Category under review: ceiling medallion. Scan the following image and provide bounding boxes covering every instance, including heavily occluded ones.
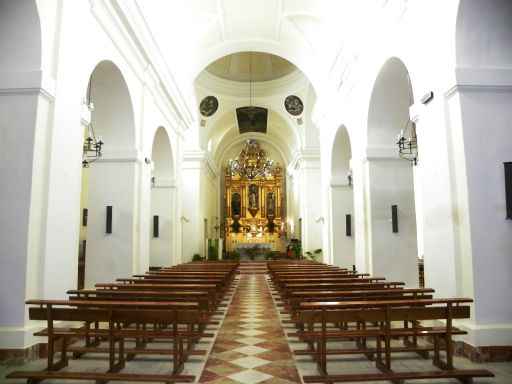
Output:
[199,95,219,117]
[284,95,304,116]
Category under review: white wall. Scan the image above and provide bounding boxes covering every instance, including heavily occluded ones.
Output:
[330,185,355,269]
[150,186,175,267]
[365,157,419,287]
[85,161,138,286]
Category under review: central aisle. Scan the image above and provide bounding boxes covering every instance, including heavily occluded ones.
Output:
[199,274,301,383]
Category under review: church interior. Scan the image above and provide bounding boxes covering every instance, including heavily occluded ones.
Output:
[1,0,511,382]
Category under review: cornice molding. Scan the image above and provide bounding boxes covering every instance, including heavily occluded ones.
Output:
[445,84,512,98]
[91,0,194,133]
[0,87,54,103]
[182,149,219,181]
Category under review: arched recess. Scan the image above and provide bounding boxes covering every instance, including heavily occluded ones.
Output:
[150,127,176,267]
[329,125,354,268]
[0,0,43,331]
[365,57,419,287]
[84,60,137,287]
[451,0,512,337]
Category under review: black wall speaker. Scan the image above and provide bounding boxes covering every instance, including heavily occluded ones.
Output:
[505,162,512,220]
[391,205,398,233]
[153,215,159,237]
[346,214,351,236]
[106,206,112,234]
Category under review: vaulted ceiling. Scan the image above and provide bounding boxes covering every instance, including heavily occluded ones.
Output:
[132,0,388,168]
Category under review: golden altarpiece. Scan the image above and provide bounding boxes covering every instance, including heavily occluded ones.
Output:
[223,139,287,254]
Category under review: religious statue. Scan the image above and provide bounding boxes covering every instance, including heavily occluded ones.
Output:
[248,184,258,209]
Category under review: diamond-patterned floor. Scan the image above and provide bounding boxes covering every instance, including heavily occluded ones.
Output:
[199,274,301,383]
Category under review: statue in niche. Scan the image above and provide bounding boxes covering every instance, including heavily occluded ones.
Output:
[231,193,241,218]
[248,184,258,209]
[267,192,275,217]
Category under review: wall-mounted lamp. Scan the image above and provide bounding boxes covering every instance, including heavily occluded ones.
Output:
[82,75,104,168]
[396,119,418,166]
[181,216,190,223]
[314,216,324,223]
[347,169,353,187]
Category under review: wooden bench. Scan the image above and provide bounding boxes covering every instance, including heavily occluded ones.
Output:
[291,298,494,383]
[6,299,207,383]
[95,283,223,306]
[281,281,406,303]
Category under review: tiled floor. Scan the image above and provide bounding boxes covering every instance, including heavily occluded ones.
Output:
[2,269,512,383]
[199,274,301,383]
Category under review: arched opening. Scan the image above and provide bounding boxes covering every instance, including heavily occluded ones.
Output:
[82,60,137,287]
[329,125,354,268]
[365,57,419,287]
[150,127,175,267]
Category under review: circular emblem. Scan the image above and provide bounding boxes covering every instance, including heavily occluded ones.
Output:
[284,95,303,116]
[199,96,219,117]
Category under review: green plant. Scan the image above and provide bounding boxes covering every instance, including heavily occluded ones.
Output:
[208,244,219,261]
[313,248,323,262]
[290,240,302,260]
[305,251,312,260]
[264,251,276,260]
[246,245,260,260]
[230,221,241,233]
[228,250,241,260]
[192,253,203,261]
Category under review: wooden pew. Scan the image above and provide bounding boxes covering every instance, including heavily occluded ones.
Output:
[116,278,230,297]
[95,283,223,306]
[291,298,494,383]
[6,299,206,383]
[281,281,406,304]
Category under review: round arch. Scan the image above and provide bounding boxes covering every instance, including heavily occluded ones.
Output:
[84,60,138,287]
[365,57,419,287]
[328,125,355,268]
[149,127,176,268]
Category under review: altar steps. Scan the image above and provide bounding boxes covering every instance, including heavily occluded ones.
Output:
[239,260,268,274]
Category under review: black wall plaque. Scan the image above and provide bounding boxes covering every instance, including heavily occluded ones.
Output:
[106,206,112,234]
[391,205,398,233]
[505,162,512,220]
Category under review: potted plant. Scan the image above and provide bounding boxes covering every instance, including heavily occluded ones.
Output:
[192,253,202,261]
[264,251,276,260]
[290,239,302,260]
[313,248,323,262]
[208,244,219,261]
[305,251,313,260]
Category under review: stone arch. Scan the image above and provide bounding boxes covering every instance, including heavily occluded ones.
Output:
[329,125,354,268]
[84,60,137,287]
[88,60,135,148]
[365,57,419,287]
[0,0,41,70]
[150,127,176,267]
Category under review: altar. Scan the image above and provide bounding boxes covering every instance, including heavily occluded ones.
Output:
[235,242,272,259]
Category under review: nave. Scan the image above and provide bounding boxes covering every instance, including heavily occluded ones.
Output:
[2,261,512,384]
